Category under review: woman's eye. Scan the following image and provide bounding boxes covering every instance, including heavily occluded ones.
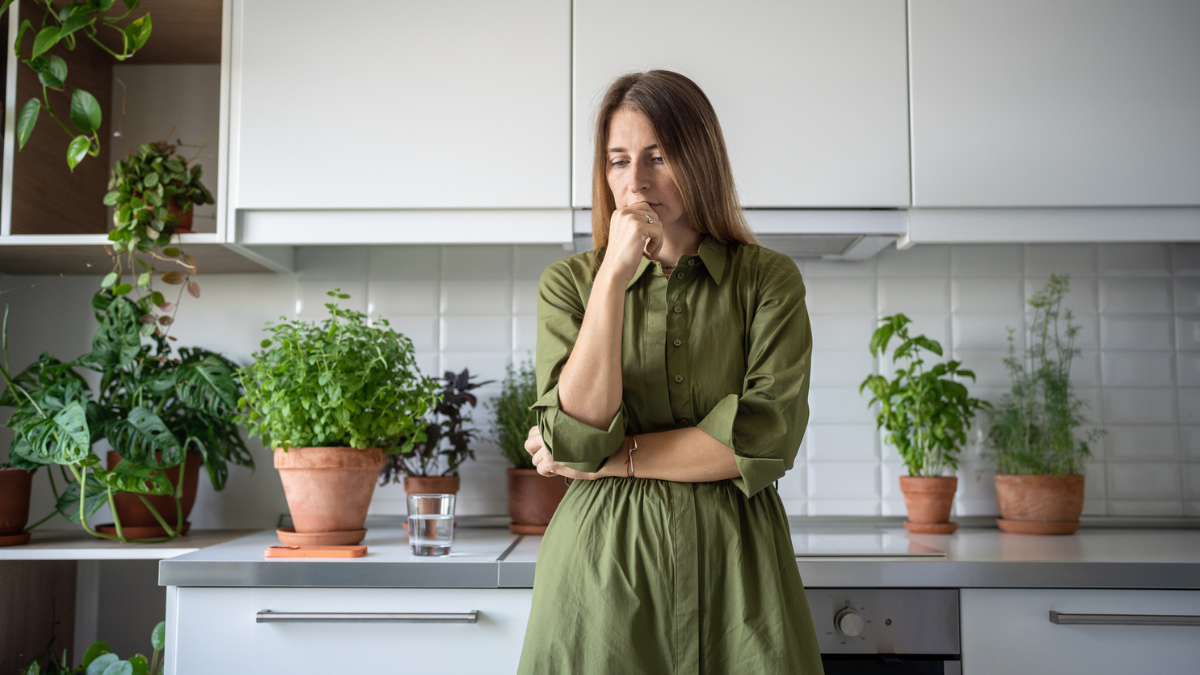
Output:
[611,159,629,168]
[652,156,664,163]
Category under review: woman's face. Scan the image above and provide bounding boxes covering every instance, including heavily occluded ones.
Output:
[605,107,688,229]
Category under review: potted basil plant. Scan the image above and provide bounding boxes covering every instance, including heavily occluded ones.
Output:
[486,357,567,534]
[861,314,990,534]
[238,290,442,546]
[987,275,1104,535]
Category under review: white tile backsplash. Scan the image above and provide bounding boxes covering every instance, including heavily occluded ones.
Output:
[1098,243,1172,277]
[5,241,1198,521]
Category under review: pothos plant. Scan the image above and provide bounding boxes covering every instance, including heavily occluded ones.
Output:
[21,620,166,675]
[380,368,493,482]
[860,314,991,477]
[238,290,443,457]
[0,294,253,543]
[105,140,214,251]
[7,0,153,171]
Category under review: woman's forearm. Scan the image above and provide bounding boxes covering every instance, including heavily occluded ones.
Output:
[557,267,626,430]
[596,427,740,483]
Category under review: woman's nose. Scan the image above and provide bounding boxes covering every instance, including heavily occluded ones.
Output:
[630,160,652,195]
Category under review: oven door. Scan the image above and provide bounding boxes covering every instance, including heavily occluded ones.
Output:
[821,656,961,674]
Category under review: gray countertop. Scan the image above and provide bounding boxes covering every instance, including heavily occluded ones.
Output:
[159,522,1200,590]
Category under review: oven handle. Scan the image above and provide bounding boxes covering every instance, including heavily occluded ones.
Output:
[257,610,478,624]
[1049,611,1200,627]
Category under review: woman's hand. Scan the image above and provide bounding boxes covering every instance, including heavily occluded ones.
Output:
[599,201,662,284]
[525,425,602,481]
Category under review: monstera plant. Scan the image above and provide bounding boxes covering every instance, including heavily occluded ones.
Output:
[0,291,252,543]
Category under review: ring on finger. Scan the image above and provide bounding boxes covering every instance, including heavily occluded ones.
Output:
[645,215,653,224]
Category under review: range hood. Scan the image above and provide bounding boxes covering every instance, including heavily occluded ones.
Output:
[573,209,905,260]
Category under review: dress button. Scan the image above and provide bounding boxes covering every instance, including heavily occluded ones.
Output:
[673,306,682,314]
[675,272,684,279]
[674,375,683,383]
[673,339,682,347]
[688,259,696,266]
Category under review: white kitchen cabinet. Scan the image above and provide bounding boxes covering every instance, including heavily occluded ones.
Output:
[572,0,911,209]
[909,0,1200,208]
[960,589,1200,675]
[228,0,570,213]
[166,586,533,674]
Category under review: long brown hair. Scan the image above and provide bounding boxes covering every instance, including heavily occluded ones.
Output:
[590,70,758,275]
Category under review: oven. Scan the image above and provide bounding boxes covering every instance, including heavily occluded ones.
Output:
[807,588,961,674]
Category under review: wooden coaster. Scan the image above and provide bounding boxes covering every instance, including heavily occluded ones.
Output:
[0,531,31,547]
[96,522,191,539]
[996,518,1080,535]
[904,521,959,534]
[508,523,548,535]
[277,527,368,546]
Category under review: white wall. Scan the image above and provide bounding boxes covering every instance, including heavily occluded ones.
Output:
[2,241,1198,526]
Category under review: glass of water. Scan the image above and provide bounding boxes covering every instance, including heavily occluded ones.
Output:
[407,493,455,556]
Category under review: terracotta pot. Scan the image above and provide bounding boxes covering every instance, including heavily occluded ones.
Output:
[403,475,460,496]
[507,469,568,534]
[994,474,1084,535]
[0,468,35,536]
[275,447,386,536]
[107,450,201,532]
[167,200,193,234]
[899,476,959,534]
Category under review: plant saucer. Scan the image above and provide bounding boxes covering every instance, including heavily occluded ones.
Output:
[0,531,31,547]
[96,522,191,539]
[903,521,959,534]
[277,527,367,546]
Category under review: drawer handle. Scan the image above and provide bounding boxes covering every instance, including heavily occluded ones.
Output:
[257,610,479,624]
[1049,611,1200,627]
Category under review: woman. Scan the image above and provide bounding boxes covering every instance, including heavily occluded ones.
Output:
[517,70,822,675]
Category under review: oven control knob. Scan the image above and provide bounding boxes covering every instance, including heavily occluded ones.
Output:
[835,608,864,637]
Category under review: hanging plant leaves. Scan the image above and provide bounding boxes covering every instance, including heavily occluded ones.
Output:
[94,459,173,495]
[124,14,152,51]
[17,99,40,150]
[67,135,90,172]
[161,270,185,285]
[186,281,200,298]
[69,88,102,134]
[30,26,62,60]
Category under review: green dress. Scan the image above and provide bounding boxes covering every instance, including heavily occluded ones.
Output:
[517,234,823,675]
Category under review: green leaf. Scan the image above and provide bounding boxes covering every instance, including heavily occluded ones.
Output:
[55,470,108,525]
[128,654,149,675]
[106,407,184,468]
[70,88,103,134]
[95,459,173,496]
[124,14,152,52]
[81,642,112,668]
[13,19,33,57]
[137,272,150,287]
[16,98,40,150]
[122,0,141,11]
[67,135,91,172]
[112,283,132,295]
[162,247,180,257]
[100,660,133,675]
[101,272,119,288]
[176,357,239,415]
[21,401,91,464]
[143,172,159,188]
[143,190,162,207]
[151,621,165,650]
[35,54,68,88]
[30,26,61,60]
[103,190,121,206]
[89,296,142,369]
[57,7,94,43]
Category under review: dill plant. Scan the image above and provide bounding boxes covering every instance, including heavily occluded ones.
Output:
[987,275,1102,475]
[487,357,538,470]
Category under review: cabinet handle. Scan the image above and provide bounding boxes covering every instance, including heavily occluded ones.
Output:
[256,610,478,624]
[1049,611,1200,627]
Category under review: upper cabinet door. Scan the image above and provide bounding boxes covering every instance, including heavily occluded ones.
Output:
[230,0,570,210]
[572,0,911,209]
[910,0,1200,208]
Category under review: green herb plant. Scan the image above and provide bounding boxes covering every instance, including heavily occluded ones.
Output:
[987,275,1103,475]
[0,294,252,543]
[380,368,492,481]
[21,620,166,675]
[238,290,442,456]
[860,314,990,477]
[6,0,153,171]
[487,357,538,470]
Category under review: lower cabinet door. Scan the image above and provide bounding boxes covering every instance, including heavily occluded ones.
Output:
[169,587,533,674]
[961,589,1200,675]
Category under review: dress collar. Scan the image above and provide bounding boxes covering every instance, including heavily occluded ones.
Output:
[624,233,728,290]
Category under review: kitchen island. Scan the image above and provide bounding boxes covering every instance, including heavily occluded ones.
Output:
[159,521,1200,674]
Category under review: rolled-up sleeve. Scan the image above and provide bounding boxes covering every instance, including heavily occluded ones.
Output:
[527,262,628,473]
[696,254,812,499]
